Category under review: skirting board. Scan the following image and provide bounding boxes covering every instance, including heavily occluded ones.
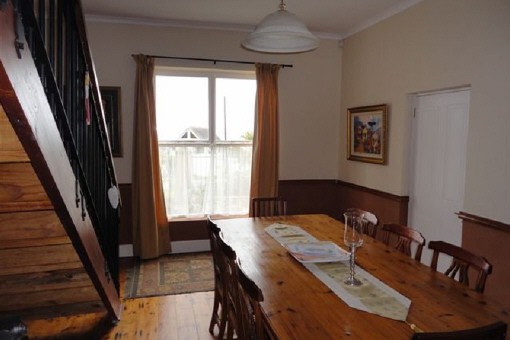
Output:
[119,240,211,258]
[119,244,134,258]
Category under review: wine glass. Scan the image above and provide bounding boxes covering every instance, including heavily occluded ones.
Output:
[343,210,365,286]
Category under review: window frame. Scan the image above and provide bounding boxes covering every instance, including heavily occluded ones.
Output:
[155,66,256,219]
[155,67,256,146]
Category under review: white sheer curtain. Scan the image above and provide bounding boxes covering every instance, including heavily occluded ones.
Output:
[159,144,252,217]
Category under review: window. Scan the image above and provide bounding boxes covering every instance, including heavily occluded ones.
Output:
[155,68,256,218]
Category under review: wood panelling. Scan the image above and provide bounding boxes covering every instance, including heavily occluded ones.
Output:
[458,211,510,233]
[460,212,510,309]
[0,105,28,163]
[279,179,408,228]
[118,183,132,244]
[121,180,410,245]
[335,179,409,229]
[279,179,341,218]
[170,219,209,241]
[0,210,67,241]
[0,163,52,212]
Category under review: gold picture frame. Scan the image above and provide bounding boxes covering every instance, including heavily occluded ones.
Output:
[347,104,388,164]
[100,86,122,157]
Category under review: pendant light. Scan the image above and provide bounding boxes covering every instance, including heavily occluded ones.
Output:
[242,0,319,53]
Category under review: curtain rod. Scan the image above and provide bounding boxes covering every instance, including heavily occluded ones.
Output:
[136,54,293,68]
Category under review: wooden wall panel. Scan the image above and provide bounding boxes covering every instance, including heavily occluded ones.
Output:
[279,180,341,219]
[335,180,409,228]
[0,105,28,163]
[460,212,510,309]
[119,183,132,244]
[121,180,410,245]
[0,163,52,212]
[141,180,409,243]
[170,219,208,241]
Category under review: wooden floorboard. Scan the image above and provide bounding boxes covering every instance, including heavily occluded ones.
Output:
[24,258,216,339]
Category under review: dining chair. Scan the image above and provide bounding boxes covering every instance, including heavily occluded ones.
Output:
[345,208,379,238]
[381,223,426,261]
[411,320,507,340]
[236,262,265,340]
[207,219,228,338]
[251,196,287,218]
[218,236,241,340]
[428,240,493,293]
[361,210,379,238]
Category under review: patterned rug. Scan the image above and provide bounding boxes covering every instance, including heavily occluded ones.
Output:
[124,252,214,299]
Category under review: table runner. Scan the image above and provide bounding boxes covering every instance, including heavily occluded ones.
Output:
[265,223,411,321]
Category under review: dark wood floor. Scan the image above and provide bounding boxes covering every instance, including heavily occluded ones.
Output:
[25,258,216,339]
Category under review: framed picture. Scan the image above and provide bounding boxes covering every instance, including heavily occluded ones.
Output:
[100,86,122,157]
[347,104,388,164]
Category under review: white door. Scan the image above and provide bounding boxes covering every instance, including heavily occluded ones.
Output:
[409,89,470,269]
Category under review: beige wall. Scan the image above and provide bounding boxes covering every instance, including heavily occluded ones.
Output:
[86,22,342,183]
[340,0,510,224]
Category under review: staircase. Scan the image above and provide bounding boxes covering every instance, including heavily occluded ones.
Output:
[0,0,121,320]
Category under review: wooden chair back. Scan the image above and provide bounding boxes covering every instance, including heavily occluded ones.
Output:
[412,320,507,339]
[428,240,492,293]
[208,219,222,285]
[381,224,426,261]
[236,263,265,340]
[218,236,241,339]
[207,219,228,338]
[252,197,287,218]
[362,211,379,237]
[346,208,379,238]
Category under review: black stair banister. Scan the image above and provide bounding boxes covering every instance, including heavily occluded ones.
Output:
[18,0,120,292]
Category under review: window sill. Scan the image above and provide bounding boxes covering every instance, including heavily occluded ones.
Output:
[168,214,249,223]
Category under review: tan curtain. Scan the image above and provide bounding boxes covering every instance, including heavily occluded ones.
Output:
[249,63,281,216]
[132,54,171,259]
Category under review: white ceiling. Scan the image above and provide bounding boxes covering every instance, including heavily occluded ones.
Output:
[81,0,422,40]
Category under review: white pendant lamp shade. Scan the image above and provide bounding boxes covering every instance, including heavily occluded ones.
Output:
[242,1,319,53]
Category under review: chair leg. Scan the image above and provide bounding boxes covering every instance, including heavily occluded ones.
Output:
[217,300,228,339]
[226,321,234,340]
[209,288,221,335]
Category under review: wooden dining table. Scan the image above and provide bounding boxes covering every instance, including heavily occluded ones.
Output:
[213,214,510,339]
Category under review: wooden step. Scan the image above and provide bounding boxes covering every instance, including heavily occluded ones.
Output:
[0,210,70,249]
[0,210,65,240]
[0,268,92,295]
[0,244,80,274]
[0,236,70,249]
[0,162,52,213]
[0,261,84,276]
[0,285,100,312]
[0,104,29,163]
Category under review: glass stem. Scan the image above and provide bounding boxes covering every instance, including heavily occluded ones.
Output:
[350,245,357,281]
